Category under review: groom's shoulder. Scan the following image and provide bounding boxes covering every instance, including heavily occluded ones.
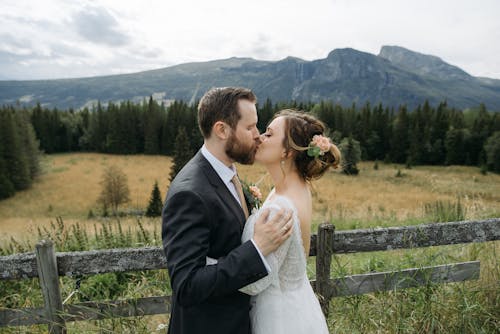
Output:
[169,153,210,191]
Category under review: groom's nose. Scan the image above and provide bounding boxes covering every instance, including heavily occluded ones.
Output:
[252,127,260,139]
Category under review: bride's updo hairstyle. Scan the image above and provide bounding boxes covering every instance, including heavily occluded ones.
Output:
[275,109,341,181]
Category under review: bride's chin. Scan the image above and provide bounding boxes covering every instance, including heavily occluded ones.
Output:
[254,153,266,165]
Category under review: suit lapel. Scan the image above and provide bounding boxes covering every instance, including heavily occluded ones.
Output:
[195,152,246,230]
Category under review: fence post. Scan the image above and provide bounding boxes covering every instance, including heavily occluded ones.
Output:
[36,239,66,334]
[316,223,335,317]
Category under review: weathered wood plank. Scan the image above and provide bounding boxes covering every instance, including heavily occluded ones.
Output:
[310,261,480,295]
[1,219,497,280]
[0,296,171,326]
[56,247,167,276]
[0,308,48,326]
[316,224,335,315]
[0,252,37,280]
[333,219,500,253]
[0,247,167,280]
[35,240,66,334]
[63,295,171,321]
[329,261,480,297]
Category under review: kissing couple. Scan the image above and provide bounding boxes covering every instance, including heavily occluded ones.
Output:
[162,87,340,334]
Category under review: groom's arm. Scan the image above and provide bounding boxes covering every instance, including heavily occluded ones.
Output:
[162,190,268,307]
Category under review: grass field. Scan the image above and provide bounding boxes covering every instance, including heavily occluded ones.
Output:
[0,153,499,333]
[1,152,499,244]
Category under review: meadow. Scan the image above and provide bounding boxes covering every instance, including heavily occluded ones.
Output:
[0,153,499,333]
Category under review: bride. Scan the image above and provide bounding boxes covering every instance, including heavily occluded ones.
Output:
[240,109,341,334]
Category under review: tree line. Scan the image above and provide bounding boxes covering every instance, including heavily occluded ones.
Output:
[30,97,203,156]
[1,98,499,200]
[0,107,41,199]
[312,100,500,168]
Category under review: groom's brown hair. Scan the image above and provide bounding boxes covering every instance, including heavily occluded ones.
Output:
[198,87,257,138]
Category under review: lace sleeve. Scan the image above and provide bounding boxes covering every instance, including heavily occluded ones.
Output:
[239,198,297,295]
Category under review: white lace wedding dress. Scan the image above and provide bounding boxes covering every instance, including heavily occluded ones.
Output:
[240,195,329,334]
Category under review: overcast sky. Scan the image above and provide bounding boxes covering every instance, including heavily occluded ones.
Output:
[1,0,499,80]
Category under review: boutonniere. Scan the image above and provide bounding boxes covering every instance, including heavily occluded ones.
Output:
[241,180,263,212]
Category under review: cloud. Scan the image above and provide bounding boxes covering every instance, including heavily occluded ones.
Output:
[72,5,130,46]
[0,33,35,57]
[249,35,275,60]
[2,0,500,80]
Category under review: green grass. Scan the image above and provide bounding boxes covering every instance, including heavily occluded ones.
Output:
[1,216,498,333]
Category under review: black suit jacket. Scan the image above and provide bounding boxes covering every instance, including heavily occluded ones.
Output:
[162,151,268,334]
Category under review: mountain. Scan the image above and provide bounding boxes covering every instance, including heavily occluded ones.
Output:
[1,46,499,111]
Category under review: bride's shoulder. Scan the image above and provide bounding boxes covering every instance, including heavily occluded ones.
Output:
[263,195,298,216]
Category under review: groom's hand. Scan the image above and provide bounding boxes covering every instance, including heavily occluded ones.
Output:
[252,208,293,256]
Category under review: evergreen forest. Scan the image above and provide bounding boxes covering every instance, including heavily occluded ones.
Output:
[1,97,500,200]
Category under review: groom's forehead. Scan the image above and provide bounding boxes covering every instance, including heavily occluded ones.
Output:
[236,105,257,123]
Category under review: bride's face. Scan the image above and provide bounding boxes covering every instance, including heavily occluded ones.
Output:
[255,116,287,165]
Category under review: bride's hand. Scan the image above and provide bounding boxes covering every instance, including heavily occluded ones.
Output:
[252,207,293,256]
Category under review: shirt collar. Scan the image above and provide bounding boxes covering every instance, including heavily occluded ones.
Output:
[201,145,236,185]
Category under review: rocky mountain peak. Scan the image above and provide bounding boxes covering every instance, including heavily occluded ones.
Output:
[379,45,471,80]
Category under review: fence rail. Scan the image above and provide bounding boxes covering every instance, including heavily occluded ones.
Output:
[1,218,499,332]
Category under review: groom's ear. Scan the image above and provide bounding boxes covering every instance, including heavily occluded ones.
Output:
[213,121,230,140]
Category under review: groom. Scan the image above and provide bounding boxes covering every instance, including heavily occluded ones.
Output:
[162,87,293,334]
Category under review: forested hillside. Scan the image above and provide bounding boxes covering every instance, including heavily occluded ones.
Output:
[1,97,499,200]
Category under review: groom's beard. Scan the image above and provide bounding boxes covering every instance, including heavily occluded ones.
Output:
[225,132,258,165]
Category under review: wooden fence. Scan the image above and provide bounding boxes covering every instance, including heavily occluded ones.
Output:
[1,218,499,333]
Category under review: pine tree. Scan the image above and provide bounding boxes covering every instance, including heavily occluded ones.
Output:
[146,181,163,217]
[390,106,410,163]
[0,135,15,199]
[407,105,423,165]
[190,127,203,153]
[105,102,123,154]
[339,135,361,175]
[445,128,469,165]
[467,103,492,166]
[144,96,162,154]
[88,101,108,152]
[0,108,31,190]
[120,101,140,154]
[162,101,188,155]
[16,109,41,179]
[257,98,275,133]
[31,103,48,152]
[429,102,450,165]
[355,102,371,157]
[484,131,500,173]
[169,127,194,181]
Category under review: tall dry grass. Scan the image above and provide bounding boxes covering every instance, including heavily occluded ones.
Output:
[238,160,500,227]
[0,153,171,244]
[1,153,499,245]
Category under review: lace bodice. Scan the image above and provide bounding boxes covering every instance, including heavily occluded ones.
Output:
[239,195,307,295]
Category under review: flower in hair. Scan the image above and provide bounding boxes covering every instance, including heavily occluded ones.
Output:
[307,135,331,158]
